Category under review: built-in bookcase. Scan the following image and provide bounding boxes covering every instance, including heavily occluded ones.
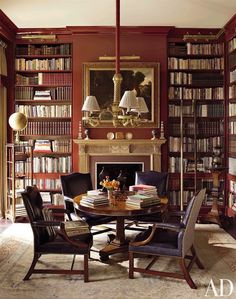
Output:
[14,41,72,193]
[227,33,236,214]
[167,39,225,209]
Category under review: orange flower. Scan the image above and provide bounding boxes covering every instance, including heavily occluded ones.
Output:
[100,176,120,190]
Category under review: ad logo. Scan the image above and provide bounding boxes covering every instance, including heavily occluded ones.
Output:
[205,279,234,297]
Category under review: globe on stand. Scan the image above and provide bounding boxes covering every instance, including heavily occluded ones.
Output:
[8,112,28,144]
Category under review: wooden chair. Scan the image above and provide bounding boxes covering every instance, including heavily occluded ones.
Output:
[60,172,115,235]
[21,186,93,282]
[128,188,206,289]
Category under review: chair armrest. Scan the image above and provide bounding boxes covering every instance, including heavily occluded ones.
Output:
[169,211,185,217]
[64,196,74,202]
[32,220,61,227]
[48,207,72,221]
[129,224,157,246]
[129,222,185,247]
[153,222,184,230]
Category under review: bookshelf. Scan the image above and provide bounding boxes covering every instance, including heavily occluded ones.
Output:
[227,31,236,215]
[5,143,33,221]
[167,39,226,211]
[14,41,72,193]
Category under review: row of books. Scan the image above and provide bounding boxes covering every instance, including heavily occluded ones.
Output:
[16,104,72,118]
[230,69,236,83]
[229,103,236,116]
[33,90,52,100]
[22,121,71,135]
[33,178,61,190]
[15,160,32,174]
[229,85,236,99]
[168,57,224,70]
[33,139,72,153]
[186,43,223,55]
[169,136,222,153]
[229,37,236,53]
[229,121,236,134]
[15,58,72,71]
[16,44,71,56]
[168,87,224,100]
[168,103,224,117]
[169,72,223,86]
[16,73,72,86]
[33,156,72,173]
[169,121,224,136]
[15,86,72,101]
[169,157,213,173]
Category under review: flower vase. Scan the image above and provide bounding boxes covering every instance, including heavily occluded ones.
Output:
[107,189,116,206]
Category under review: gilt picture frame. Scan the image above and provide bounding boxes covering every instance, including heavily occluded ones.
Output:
[83,61,160,128]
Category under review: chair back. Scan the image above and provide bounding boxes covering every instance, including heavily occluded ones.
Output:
[135,171,168,197]
[60,172,93,198]
[21,186,50,247]
[182,188,206,256]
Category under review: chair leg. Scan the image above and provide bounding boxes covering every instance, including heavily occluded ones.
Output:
[179,258,197,289]
[129,252,134,279]
[84,254,89,283]
[191,246,204,269]
[23,252,40,281]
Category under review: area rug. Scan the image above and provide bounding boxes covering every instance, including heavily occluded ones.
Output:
[0,223,236,299]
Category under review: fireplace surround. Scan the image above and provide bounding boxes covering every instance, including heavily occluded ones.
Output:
[73,138,166,188]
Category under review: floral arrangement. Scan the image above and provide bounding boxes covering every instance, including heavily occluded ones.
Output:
[100,176,120,190]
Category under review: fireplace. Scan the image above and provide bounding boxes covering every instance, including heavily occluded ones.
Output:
[95,162,144,189]
[73,138,166,188]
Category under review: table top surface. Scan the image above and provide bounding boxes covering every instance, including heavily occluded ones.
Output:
[73,194,166,217]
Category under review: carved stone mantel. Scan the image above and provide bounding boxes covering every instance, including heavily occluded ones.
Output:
[73,138,166,173]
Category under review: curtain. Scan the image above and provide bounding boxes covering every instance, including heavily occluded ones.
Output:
[0,44,7,218]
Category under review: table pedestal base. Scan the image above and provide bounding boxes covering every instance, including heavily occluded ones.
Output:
[99,216,129,261]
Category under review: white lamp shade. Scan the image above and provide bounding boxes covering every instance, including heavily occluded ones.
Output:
[131,97,149,114]
[119,91,139,112]
[82,96,100,112]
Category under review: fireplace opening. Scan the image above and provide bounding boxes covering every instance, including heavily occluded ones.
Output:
[95,162,144,189]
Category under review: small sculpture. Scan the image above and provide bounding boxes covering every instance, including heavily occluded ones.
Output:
[151,129,157,140]
[84,129,90,140]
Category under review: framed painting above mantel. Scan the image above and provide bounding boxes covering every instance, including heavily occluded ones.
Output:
[83,61,160,128]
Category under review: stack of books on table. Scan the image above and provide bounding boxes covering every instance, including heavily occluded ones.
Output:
[129,184,158,197]
[80,194,109,207]
[126,193,160,208]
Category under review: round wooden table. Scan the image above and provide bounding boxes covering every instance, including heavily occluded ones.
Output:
[74,196,166,260]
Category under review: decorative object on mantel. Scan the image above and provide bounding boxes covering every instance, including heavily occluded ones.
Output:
[160,121,165,139]
[84,129,90,140]
[81,0,150,128]
[125,132,133,140]
[151,129,157,140]
[78,121,83,139]
[115,132,124,139]
[107,132,115,140]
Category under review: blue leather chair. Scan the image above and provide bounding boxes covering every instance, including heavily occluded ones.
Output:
[128,189,206,289]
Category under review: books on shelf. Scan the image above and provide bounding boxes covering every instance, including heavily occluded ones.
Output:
[34,140,52,152]
[33,90,52,100]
